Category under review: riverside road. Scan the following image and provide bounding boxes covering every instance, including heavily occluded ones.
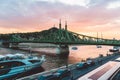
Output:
[18,53,120,80]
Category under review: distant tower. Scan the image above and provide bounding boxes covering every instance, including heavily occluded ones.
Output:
[65,21,67,30]
[59,19,62,29]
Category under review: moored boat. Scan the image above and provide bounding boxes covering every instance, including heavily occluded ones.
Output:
[109,48,119,52]
[72,47,78,50]
[96,45,102,48]
[0,53,45,80]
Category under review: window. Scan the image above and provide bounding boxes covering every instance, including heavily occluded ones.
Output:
[110,69,120,80]
[29,60,40,63]
[0,61,25,69]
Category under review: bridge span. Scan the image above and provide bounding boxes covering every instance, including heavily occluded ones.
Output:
[0,21,119,50]
[0,21,119,57]
[0,28,120,46]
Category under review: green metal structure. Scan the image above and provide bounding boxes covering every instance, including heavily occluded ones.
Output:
[0,28,120,46]
[0,20,120,46]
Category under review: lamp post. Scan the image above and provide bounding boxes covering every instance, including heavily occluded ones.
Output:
[29,46,32,56]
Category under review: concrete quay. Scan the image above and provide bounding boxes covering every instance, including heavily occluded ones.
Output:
[17,53,120,80]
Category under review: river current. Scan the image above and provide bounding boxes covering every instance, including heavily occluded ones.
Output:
[0,45,113,70]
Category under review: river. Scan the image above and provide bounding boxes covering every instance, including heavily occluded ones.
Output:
[0,45,113,70]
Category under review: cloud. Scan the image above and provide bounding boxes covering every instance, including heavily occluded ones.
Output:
[0,0,120,39]
[106,0,120,9]
[33,0,90,7]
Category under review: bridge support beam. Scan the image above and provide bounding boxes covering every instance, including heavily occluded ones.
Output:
[9,43,19,49]
[57,45,69,57]
[2,42,19,49]
[2,42,10,48]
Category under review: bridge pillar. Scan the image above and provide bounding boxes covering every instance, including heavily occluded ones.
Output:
[2,42,10,48]
[9,43,19,49]
[2,42,19,48]
[58,45,69,57]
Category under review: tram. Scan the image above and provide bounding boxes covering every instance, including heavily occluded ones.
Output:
[78,57,120,80]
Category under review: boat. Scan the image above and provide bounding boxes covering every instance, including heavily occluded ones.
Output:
[0,53,45,80]
[0,55,5,61]
[109,48,119,52]
[96,45,102,48]
[72,47,78,50]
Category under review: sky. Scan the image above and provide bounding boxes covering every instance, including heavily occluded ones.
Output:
[0,0,120,39]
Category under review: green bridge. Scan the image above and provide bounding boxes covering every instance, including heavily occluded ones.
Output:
[0,21,120,46]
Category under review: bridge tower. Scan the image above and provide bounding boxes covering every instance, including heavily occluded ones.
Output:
[58,20,69,57]
[59,19,62,29]
[65,21,67,31]
[58,45,69,58]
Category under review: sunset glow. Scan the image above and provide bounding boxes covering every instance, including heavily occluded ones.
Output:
[0,0,120,39]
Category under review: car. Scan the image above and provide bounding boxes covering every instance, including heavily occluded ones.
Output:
[38,69,72,80]
[54,68,72,79]
[86,59,95,66]
[76,62,88,69]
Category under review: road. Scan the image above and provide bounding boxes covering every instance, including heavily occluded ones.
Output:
[17,53,120,80]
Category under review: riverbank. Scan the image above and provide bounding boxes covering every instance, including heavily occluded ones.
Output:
[17,52,120,80]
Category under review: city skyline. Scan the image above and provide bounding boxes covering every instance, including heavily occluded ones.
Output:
[0,0,120,39]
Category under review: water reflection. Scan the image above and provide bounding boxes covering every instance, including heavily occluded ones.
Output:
[42,56,68,70]
[68,45,113,64]
[0,45,113,70]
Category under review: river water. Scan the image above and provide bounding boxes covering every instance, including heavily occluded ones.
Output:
[0,45,113,70]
